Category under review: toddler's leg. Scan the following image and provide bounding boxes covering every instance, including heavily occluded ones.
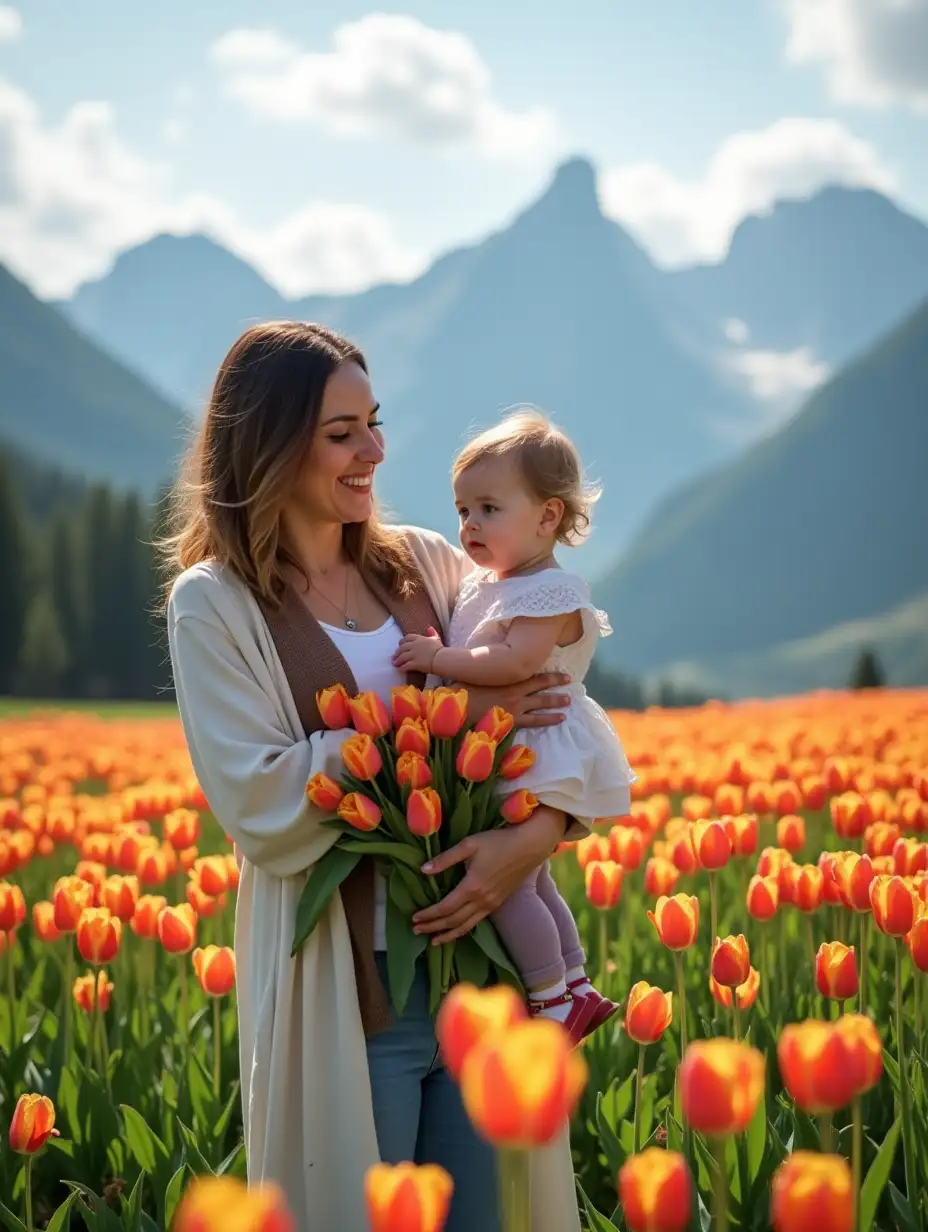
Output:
[491,870,575,1024]
[535,860,586,974]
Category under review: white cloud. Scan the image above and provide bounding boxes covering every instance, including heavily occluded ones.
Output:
[723,317,750,345]
[783,0,928,110]
[209,14,557,158]
[0,76,420,298]
[599,117,895,266]
[0,7,21,41]
[725,345,831,405]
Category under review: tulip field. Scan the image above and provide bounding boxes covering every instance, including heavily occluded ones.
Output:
[1,689,928,1230]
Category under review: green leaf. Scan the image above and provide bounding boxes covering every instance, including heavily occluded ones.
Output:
[575,1180,620,1231]
[385,881,428,1015]
[291,847,362,954]
[163,1165,188,1229]
[177,1117,214,1176]
[594,1090,626,1177]
[217,1141,246,1178]
[187,1050,216,1138]
[339,839,424,870]
[427,943,444,1016]
[860,1114,901,1232]
[746,1088,766,1180]
[888,1182,920,1232]
[119,1106,168,1177]
[472,919,523,992]
[120,1169,145,1232]
[392,862,430,909]
[45,1190,79,1232]
[453,933,490,988]
[0,1201,26,1232]
[447,790,473,847]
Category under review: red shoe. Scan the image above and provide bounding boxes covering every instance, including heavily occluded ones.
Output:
[528,989,597,1047]
[568,980,621,1039]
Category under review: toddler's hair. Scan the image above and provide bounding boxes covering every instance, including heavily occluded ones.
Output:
[452,408,601,545]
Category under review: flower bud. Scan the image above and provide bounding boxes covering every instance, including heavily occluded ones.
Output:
[648,894,700,951]
[624,981,673,1044]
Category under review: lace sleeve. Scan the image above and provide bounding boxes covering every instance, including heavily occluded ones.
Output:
[484,572,612,637]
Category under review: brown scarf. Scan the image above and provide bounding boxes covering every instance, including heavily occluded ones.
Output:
[258,555,443,1037]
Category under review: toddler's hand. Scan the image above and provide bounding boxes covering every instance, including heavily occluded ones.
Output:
[393,631,443,674]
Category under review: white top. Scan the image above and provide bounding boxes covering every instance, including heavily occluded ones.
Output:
[319,616,402,951]
[448,568,636,824]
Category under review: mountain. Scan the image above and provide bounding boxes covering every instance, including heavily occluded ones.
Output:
[0,263,188,491]
[593,300,928,690]
[669,187,928,367]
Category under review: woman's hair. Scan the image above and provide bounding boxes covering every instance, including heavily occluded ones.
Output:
[451,408,601,545]
[159,320,415,607]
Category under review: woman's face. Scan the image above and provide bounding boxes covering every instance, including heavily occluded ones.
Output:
[289,360,385,526]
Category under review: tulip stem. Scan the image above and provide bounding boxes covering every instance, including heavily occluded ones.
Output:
[24,1155,34,1232]
[819,1114,834,1152]
[497,1148,531,1232]
[805,915,818,1010]
[732,1003,742,1042]
[423,835,441,900]
[62,944,73,1068]
[712,1136,729,1232]
[674,951,688,1056]
[708,873,718,948]
[895,940,917,1203]
[179,959,190,1039]
[599,912,609,985]
[92,978,103,1074]
[633,1044,646,1154]
[6,938,15,1052]
[859,914,869,1017]
[852,1095,862,1232]
[915,971,922,1047]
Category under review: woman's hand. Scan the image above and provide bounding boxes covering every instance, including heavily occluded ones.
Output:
[411,806,568,945]
[457,673,571,730]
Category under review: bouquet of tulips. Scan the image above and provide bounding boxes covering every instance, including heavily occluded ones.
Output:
[292,683,540,1015]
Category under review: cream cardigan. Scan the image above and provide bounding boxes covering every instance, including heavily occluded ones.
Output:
[167,526,583,1232]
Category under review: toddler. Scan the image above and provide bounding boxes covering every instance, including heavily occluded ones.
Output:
[393,409,635,1044]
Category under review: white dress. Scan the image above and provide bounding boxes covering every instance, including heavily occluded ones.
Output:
[448,568,636,824]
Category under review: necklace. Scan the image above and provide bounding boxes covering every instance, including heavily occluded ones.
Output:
[310,566,357,630]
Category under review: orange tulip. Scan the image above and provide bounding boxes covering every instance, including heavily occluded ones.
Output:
[575,833,611,869]
[815,942,858,1001]
[690,820,731,870]
[802,775,828,811]
[101,874,140,922]
[342,733,383,781]
[833,852,874,912]
[585,860,623,909]
[908,913,928,972]
[500,790,538,825]
[187,879,226,918]
[644,856,680,897]
[833,1013,883,1095]
[396,752,432,790]
[32,900,61,943]
[669,829,698,875]
[771,1152,853,1232]
[74,860,107,899]
[391,685,426,726]
[865,821,901,859]
[0,881,25,932]
[624,981,673,1044]
[790,865,825,912]
[893,836,928,877]
[348,691,391,739]
[778,1021,857,1113]
[131,894,168,940]
[456,731,496,783]
[610,826,645,870]
[475,706,515,743]
[459,1018,587,1149]
[746,874,779,921]
[316,683,352,729]
[193,945,236,996]
[76,907,122,965]
[158,903,197,954]
[499,745,535,780]
[682,794,713,822]
[618,1148,692,1232]
[776,814,805,853]
[729,814,759,857]
[192,856,230,898]
[710,965,760,1010]
[648,895,700,951]
[306,772,345,812]
[757,846,793,879]
[436,982,527,1080]
[164,807,199,850]
[365,1161,453,1232]
[425,688,468,739]
[136,846,171,887]
[73,969,113,1014]
[679,1039,765,1135]
[396,719,431,759]
[8,1093,59,1154]
[817,852,843,905]
[408,788,442,838]
[173,1176,295,1232]
[53,875,94,933]
[870,874,916,936]
[337,792,382,832]
[714,784,744,817]
[831,792,871,840]
[772,781,802,816]
[711,935,751,988]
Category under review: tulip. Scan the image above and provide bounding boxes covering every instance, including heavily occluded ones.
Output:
[194,945,236,1094]
[316,682,352,729]
[73,969,114,1015]
[173,1176,296,1232]
[791,864,825,912]
[710,967,760,1014]
[865,821,901,859]
[158,902,197,954]
[584,861,623,910]
[396,752,432,790]
[778,1021,857,1117]
[714,784,744,818]
[436,982,527,1080]
[425,688,468,739]
[729,813,758,857]
[574,833,611,869]
[391,684,426,725]
[407,788,442,840]
[834,1012,883,1096]
[337,792,382,832]
[101,874,140,922]
[757,846,793,879]
[76,907,122,965]
[456,730,497,783]
[342,733,383,781]
[625,981,673,1153]
[680,1038,765,1134]
[306,772,345,812]
[668,830,698,875]
[815,942,858,1002]
[9,1093,58,1154]
[644,856,680,897]
[682,794,713,822]
[610,826,645,870]
[618,1149,692,1232]
[908,913,928,972]
[818,851,843,905]
[834,853,874,911]
[894,836,928,877]
[348,691,391,739]
[711,935,751,990]
[648,895,700,951]
[136,846,171,887]
[500,790,538,825]
[475,706,515,743]
[746,874,779,921]
[365,1162,453,1232]
[164,807,199,850]
[499,745,535,780]
[31,900,61,943]
[771,1152,853,1232]
[74,860,107,900]
[831,793,871,840]
[0,881,26,932]
[131,894,168,940]
[192,855,230,898]
[776,814,805,853]
[690,820,731,870]
[870,874,915,936]
[396,718,431,758]
[187,878,226,918]
[53,875,93,933]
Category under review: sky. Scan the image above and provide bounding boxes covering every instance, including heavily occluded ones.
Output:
[1,0,926,300]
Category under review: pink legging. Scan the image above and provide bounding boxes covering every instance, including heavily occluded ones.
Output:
[491,859,586,989]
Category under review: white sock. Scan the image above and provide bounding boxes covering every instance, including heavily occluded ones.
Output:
[529,978,572,1023]
[566,965,593,996]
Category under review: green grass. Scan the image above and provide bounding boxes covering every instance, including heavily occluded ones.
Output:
[0,697,178,719]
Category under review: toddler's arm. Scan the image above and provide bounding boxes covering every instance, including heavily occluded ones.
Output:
[392,614,572,685]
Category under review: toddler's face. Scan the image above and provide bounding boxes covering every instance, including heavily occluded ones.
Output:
[453,457,555,575]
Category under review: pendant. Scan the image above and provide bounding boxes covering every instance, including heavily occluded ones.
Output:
[345,618,357,630]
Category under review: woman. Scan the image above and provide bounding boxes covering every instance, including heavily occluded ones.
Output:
[164,322,586,1231]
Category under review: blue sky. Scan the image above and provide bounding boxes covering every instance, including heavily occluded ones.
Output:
[1,0,926,298]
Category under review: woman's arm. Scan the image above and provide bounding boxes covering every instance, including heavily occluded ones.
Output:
[169,612,349,879]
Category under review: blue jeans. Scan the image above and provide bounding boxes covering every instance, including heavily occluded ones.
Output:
[367,955,500,1232]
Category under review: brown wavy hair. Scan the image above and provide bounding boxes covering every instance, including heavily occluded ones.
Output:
[160,321,415,607]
